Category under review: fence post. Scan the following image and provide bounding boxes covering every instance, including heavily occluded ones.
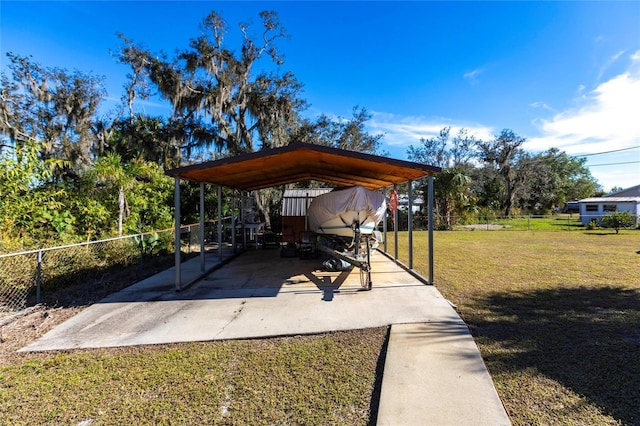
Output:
[174,177,182,291]
[36,250,43,304]
[528,215,531,231]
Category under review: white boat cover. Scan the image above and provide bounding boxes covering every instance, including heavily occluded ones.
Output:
[307,186,387,236]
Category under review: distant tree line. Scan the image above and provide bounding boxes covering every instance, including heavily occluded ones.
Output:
[0,9,602,249]
[407,127,601,229]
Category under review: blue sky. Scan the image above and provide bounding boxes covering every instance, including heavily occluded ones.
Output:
[2,1,639,192]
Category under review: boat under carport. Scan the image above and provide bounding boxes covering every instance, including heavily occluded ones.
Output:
[164,142,441,291]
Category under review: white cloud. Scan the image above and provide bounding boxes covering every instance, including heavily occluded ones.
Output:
[463,67,486,84]
[526,50,640,155]
[596,49,625,81]
[368,111,494,148]
[530,101,555,112]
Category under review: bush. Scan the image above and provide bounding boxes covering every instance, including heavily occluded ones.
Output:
[600,211,637,234]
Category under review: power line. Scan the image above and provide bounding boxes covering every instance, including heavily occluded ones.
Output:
[516,145,640,166]
[574,145,640,157]
[517,151,639,167]
[587,160,640,167]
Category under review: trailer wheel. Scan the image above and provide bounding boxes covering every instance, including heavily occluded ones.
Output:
[360,264,372,290]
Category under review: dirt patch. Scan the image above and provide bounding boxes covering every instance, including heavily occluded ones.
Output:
[0,305,84,366]
[0,255,179,366]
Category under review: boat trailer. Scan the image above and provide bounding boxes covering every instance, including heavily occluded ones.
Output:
[314,225,375,291]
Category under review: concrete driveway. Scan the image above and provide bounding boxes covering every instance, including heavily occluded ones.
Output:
[20,248,511,425]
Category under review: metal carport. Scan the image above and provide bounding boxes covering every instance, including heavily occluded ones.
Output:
[165,142,440,290]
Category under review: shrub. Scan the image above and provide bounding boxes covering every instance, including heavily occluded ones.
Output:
[600,211,637,234]
[586,219,599,231]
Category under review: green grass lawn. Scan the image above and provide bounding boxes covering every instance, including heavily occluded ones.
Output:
[1,229,638,425]
[0,328,388,425]
[389,229,640,425]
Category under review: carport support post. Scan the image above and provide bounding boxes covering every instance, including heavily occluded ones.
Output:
[383,188,388,249]
[305,192,310,231]
[200,182,205,273]
[408,180,414,269]
[231,192,236,253]
[174,177,181,291]
[428,175,434,284]
[241,192,247,249]
[393,185,398,261]
[217,185,223,261]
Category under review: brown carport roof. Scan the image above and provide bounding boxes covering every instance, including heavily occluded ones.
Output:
[165,143,440,191]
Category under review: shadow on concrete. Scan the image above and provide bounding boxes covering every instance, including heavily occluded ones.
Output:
[468,286,640,425]
[31,244,238,309]
[33,253,185,308]
[304,270,351,302]
[82,248,373,304]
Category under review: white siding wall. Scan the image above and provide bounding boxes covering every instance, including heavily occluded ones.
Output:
[580,202,640,225]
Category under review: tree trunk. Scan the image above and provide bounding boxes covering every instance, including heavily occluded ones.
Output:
[263,206,272,230]
[444,199,452,230]
[504,177,515,217]
[252,191,272,230]
[253,189,280,230]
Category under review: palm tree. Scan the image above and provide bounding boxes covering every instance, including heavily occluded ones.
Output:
[91,153,153,236]
[434,168,473,230]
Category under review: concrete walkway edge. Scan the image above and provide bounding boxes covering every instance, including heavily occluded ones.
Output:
[377,322,511,425]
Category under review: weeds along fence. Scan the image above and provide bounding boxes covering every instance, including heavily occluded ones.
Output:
[0,223,220,316]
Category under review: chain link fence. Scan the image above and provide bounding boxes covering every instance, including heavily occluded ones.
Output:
[0,220,245,317]
[0,250,37,314]
[386,212,598,232]
[0,225,216,317]
[445,213,637,231]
